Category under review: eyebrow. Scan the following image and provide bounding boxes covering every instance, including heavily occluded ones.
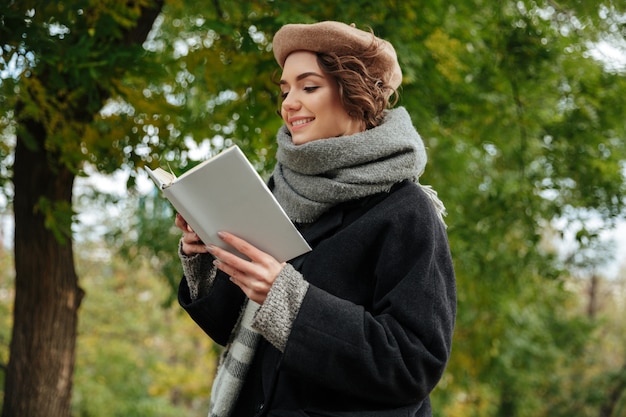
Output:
[279,71,325,85]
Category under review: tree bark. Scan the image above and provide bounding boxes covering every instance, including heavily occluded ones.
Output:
[3,120,82,417]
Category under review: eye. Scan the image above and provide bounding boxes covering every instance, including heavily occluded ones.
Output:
[304,86,320,93]
[280,91,289,100]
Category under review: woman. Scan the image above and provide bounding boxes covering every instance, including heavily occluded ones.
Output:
[176,21,456,417]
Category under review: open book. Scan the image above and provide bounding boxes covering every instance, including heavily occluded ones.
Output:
[145,145,311,262]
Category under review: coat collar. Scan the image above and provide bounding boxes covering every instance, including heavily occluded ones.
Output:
[294,185,397,255]
[300,208,345,246]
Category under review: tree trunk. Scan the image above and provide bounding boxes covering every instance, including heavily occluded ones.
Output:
[587,273,599,319]
[2,121,83,417]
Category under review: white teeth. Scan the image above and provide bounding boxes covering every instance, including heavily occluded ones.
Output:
[292,119,312,126]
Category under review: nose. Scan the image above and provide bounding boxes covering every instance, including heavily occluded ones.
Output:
[281,92,301,112]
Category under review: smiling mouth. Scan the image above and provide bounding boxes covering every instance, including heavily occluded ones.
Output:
[291,118,314,127]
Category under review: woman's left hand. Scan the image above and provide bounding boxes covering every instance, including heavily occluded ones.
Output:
[207,231,286,304]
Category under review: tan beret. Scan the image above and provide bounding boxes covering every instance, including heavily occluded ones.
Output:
[272,21,402,89]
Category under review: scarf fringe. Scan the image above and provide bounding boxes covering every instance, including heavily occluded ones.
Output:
[419,183,448,228]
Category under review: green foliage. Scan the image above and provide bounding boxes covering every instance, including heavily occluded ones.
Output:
[72,243,218,416]
[1,0,162,168]
[103,189,183,304]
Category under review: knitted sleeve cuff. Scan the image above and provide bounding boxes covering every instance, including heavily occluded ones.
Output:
[178,239,217,300]
[251,263,309,352]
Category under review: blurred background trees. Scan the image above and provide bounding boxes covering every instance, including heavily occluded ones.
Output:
[1,1,625,416]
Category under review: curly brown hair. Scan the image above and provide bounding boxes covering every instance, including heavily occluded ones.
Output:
[315,47,398,129]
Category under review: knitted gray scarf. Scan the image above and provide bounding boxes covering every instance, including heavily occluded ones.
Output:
[272,107,446,224]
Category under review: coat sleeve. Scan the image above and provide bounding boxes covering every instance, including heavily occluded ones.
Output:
[280,187,456,406]
[178,270,247,346]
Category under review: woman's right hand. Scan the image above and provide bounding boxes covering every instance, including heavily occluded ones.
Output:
[175,213,211,256]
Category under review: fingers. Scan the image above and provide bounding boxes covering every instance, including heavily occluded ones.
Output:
[208,231,285,304]
[210,251,271,303]
[176,213,209,255]
[216,231,264,262]
[181,239,211,255]
[175,213,189,231]
[173,218,284,302]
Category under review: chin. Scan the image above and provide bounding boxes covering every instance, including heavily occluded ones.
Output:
[291,134,312,145]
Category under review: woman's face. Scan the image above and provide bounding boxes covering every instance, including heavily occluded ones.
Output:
[279,51,365,145]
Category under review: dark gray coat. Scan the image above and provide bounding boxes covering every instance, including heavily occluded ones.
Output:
[179,180,456,417]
